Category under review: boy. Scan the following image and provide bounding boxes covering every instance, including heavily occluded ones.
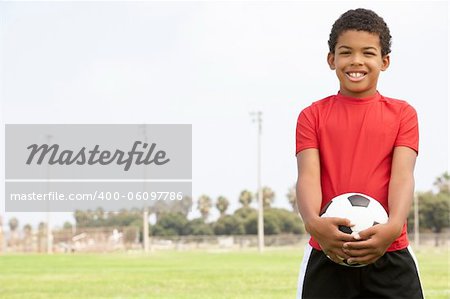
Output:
[295,8,423,299]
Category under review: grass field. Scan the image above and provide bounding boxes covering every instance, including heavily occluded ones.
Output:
[0,247,448,299]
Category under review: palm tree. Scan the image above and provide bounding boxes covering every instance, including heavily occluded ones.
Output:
[216,196,230,217]
[239,190,253,208]
[23,224,33,252]
[172,195,193,217]
[198,195,212,221]
[434,172,450,194]
[37,222,46,253]
[262,186,275,208]
[8,217,19,249]
[8,217,19,232]
[286,184,298,213]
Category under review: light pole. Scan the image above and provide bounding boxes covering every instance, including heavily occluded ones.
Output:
[46,134,53,254]
[140,125,150,253]
[251,111,264,252]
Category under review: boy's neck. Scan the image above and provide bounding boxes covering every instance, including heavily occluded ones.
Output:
[338,90,380,99]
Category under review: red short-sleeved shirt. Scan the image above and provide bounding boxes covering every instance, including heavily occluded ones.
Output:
[296,92,419,252]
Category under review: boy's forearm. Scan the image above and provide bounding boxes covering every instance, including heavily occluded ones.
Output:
[387,173,414,235]
[386,146,417,236]
[296,149,322,233]
[296,177,322,232]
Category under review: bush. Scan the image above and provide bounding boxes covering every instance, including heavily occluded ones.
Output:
[213,215,245,235]
[234,207,257,220]
[185,218,214,236]
[267,208,304,234]
[151,212,188,236]
[242,208,304,235]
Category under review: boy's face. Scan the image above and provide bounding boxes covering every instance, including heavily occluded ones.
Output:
[327,30,390,98]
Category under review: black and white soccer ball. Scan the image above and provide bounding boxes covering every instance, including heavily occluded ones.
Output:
[320,192,388,267]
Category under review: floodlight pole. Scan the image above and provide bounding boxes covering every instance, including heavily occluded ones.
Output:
[46,134,53,254]
[251,111,264,252]
[141,125,150,253]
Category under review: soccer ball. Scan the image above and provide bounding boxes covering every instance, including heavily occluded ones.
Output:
[320,192,388,267]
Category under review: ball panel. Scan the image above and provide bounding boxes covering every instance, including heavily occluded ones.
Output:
[338,225,353,234]
[319,200,333,216]
[348,207,373,232]
[347,194,370,207]
[325,196,353,217]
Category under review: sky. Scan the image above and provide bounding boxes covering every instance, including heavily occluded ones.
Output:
[0,1,448,229]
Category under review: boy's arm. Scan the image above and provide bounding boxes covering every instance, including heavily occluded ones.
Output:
[296,149,322,228]
[296,148,354,263]
[342,146,417,264]
[385,146,417,233]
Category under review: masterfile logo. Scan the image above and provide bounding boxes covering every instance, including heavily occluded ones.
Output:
[26,141,170,171]
[5,124,192,212]
[6,124,191,180]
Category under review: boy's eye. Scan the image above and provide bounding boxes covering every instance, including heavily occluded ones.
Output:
[339,51,351,55]
[364,52,376,56]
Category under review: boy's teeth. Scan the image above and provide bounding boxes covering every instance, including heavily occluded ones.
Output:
[349,72,364,78]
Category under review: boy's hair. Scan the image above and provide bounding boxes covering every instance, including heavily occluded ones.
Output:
[328,8,392,56]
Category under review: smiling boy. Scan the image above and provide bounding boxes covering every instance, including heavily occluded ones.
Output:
[295,9,423,299]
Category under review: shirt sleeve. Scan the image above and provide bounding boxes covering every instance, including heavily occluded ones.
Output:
[394,104,419,154]
[296,106,319,155]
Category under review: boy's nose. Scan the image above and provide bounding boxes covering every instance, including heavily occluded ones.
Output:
[350,54,364,66]
[350,60,364,66]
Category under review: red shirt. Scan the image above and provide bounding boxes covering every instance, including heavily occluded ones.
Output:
[296,92,419,252]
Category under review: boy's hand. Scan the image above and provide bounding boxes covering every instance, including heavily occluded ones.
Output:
[306,216,355,264]
[342,222,402,265]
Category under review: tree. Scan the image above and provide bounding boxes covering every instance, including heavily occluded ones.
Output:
[74,209,142,228]
[262,186,275,208]
[214,215,245,235]
[173,195,193,217]
[418,191,450,246]
[244,212,280,235]
[63,221,73,230]
[23,224,32,234]
[216,196,230,217]
[8,218,21,249]
[8,217,19,232]
[266,208,304,234]
[239,190,253,208]
[241,208,304,235]
[286,184,298,213]
[197,195,212,221]
[234,207,257,220]
[7,217,19,249]
[151,212,189,236]
[186,218,214,236]
[23,224,33,252]
[434,172,450,194]
[37,222,46,253]
[74,210,89,227]
[93,207,105,225]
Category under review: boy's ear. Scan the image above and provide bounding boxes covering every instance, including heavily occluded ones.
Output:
[327,52,336,70]
[381,55,390,71]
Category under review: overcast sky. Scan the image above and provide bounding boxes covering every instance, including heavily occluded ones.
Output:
[0,1,448,228]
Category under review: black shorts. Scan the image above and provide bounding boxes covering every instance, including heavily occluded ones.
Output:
[297,244,424,299]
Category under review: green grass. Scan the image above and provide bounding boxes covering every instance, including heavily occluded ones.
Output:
[0,247,448,299]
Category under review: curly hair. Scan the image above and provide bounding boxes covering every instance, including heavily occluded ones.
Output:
[328,8,392,56]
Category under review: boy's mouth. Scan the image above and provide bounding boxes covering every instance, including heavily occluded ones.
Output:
[345,72,367,82]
